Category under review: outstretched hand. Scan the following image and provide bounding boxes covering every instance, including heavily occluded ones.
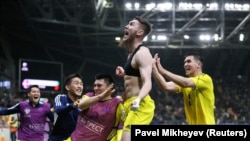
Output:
[154,53,165,74]
[100,83,115,98]
[73,100,80,108]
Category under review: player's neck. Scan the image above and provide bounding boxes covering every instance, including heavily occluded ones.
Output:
[193,70,203,77]
[68,93,78,102]
[128,41,142,53]
[100,96,112,101]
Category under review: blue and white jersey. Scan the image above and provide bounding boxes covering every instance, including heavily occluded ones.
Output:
[49,94,81,141]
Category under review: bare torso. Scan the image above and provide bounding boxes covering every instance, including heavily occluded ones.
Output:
[123,75,141,100]
[119,46,152,101]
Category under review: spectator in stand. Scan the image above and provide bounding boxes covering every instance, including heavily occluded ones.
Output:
[8,114,18,141]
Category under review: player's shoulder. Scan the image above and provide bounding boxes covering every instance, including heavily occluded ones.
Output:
[139,45,150,52]
[19,100,27,103]
[136,46,151,57]
[201,73,212,79]
[112,97,123,104]
[55,93,67,97]
[81,92,93,99]
[199,73,213,83]
[54,94,67,100]
[18,101,26,107]
[86,92,94,97]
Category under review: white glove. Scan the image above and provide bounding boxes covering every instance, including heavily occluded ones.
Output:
[130,97,141,111]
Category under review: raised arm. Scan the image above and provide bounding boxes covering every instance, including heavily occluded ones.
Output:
[0,103,20,115]
[152,53,179,92]
[155,53,195,88]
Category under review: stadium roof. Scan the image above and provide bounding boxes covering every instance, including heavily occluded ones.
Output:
[1,0,250,86]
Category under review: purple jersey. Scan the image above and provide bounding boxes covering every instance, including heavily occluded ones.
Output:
[71,93,122,141]
[18,101,51,141]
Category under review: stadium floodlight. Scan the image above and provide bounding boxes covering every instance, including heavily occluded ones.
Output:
[213,34,219,42]
[184,35,190,40]
[243,4,250,11]
[193,3,203,10]
[157,35,167,41]
[125,2,132,10]
[134,3,140,10]
[124,2,249,11]
[199,34,211,41]
[157,3,172,11]
[151,35,156,40]
[115,37,121,42]
[239,33,244,42]
[145,3,156,10]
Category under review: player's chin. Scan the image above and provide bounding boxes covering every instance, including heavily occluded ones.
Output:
[185,71,190,75]
[33,98,40,103]
[75,92,82,96]
[123,35,128,40]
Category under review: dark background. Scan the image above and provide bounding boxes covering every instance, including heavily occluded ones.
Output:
[1,0,250,94]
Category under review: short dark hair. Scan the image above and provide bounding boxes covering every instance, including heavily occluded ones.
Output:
[95,73,114,85]
[64,73,83,86]
[28,85,39,93]
[184,52,204,64]
[134,16,152,37]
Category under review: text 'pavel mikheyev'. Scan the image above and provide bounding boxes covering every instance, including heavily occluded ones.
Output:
[135,129,204,138]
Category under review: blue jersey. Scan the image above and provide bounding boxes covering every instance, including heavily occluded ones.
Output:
[49,94,81,141]
[0,100,54,141]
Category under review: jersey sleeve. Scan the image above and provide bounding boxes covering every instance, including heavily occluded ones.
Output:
[0,103,20,115]
[54,94,74,115]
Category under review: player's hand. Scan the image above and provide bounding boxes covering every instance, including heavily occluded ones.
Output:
[154,53,164,74]
[50,107,55,112]
[152,56,158,73]
[116,66,125,77]
[100,83,115,98]
[73,100,80,108]
[131,97,141,111]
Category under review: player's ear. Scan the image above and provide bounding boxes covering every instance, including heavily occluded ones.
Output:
[137,29,144,36]
[65,85,70,91]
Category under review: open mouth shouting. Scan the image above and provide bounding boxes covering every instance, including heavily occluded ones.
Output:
[123,29,129,40]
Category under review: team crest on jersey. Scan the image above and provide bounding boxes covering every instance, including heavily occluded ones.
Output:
[121,109,126,121]
[24,108,31,117]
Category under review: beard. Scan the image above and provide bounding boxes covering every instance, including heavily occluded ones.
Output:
[119,33,135,48]
[118,38,127,48]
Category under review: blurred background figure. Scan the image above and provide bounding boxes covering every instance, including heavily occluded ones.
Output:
[8,114,18,141]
